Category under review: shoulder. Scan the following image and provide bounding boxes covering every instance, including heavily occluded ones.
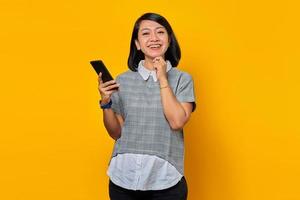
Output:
[115,70,138,82]
[169,68,193,82]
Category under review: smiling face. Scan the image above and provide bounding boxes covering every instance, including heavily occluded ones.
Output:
[135,20,170,61]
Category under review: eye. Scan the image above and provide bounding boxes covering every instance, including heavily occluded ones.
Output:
[142,32,149,35]
[158,31,165,34]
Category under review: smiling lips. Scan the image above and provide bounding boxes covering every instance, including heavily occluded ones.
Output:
[148,44,161,49]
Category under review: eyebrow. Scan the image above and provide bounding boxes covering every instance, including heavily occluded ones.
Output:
[140,27,165,31]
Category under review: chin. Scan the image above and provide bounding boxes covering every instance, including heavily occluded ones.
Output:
[146,52,165,59]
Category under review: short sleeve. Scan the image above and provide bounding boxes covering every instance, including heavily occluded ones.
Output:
[110,77,123,115]
[110,91,122,115]
[176,73,196,112]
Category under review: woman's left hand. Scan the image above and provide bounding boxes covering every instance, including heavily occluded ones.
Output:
[153,56,168,82]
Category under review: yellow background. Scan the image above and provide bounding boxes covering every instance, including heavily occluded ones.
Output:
[0,0,299,199]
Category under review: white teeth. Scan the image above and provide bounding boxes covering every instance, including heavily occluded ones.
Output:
[149,44,161,48]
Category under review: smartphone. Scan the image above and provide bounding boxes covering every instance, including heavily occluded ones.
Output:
[90,60,114,83]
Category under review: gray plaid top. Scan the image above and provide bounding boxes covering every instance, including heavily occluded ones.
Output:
[110,67,195,175]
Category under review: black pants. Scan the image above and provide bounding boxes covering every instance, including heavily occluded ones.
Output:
[109,176,188,200]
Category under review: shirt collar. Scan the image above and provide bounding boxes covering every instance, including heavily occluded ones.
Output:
[137,60,172,82]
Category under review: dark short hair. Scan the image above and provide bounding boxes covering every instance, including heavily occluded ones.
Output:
[127,13,181,71]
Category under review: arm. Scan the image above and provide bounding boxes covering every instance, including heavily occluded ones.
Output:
[102,109,123,140]
[98,73,123,140]
[159,78,193,130]
[153,57,194,131]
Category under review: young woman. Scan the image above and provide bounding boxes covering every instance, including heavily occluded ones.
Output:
[98,12,196,200]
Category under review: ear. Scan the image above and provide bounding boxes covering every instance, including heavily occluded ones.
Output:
[135,39,141,50]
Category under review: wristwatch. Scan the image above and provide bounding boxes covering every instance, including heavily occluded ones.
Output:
[100,99,112,109]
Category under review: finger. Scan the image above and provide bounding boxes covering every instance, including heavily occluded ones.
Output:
[106,89,119,95]
[101,87,118,96]
[98,72,103,84]
[153,60,161,70]
[153,56,164,62]
[155,56,162,61]
[102,83,120,91]
[153,57,160,63]
[99,83,118,93]
[158,58,167,67]
[158,57,166,65]
[102,80,117,88]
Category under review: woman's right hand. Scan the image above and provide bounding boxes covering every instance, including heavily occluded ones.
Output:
[98,72,120,105]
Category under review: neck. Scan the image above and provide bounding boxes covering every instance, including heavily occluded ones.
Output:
[143,59,155,70]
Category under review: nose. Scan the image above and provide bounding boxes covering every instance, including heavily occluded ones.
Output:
[149,32,159,41]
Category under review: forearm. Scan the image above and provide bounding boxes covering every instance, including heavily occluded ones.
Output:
[160,79,188,130]
[102,109,121,140]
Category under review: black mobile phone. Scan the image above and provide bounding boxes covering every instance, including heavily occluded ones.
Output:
[90,60,114,83]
